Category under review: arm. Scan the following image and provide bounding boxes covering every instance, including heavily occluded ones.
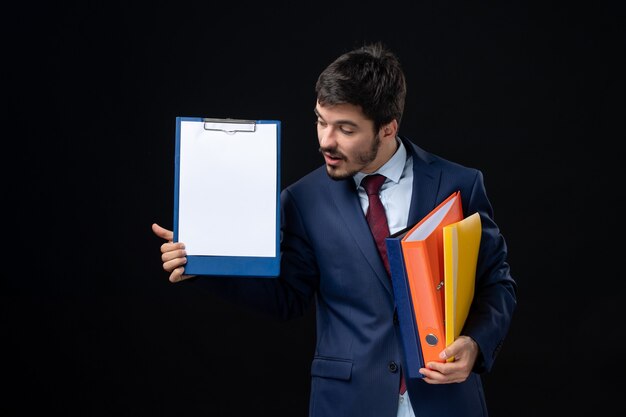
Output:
[151,189,320,321]
[461,170,517,373]
[419,170,518,383]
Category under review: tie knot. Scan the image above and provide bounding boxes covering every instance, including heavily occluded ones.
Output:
[362,174,386,196]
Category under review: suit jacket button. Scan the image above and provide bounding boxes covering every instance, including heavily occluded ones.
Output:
[388,361,398,373]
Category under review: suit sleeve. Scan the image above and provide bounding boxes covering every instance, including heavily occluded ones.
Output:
[462,170,517,373]
[187,188,320,321]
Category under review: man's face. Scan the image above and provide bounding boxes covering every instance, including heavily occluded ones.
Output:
[315,102,382,180]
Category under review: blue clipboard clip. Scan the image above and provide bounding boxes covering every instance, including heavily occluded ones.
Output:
[203,118,256,134]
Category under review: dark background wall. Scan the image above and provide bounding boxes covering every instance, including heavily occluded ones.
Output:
[4,1,624,416]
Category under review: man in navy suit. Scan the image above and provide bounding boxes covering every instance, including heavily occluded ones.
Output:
[152,42,517,417]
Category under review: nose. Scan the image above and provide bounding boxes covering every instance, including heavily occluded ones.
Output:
[319,126,337,149]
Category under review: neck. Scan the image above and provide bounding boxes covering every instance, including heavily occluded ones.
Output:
[364,136,399,173]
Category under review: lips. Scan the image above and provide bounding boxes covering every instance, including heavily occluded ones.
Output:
[323,152,344,166]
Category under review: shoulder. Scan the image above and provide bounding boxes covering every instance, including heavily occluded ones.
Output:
[281,165,338,204]
[401,136,481,178]
[284,165,328,192]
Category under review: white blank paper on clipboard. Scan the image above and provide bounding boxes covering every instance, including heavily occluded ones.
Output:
[173,117,281,277]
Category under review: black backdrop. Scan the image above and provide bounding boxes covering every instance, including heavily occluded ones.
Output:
[5,1,624,416]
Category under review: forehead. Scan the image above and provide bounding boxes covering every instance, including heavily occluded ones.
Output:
[315,101,371,125]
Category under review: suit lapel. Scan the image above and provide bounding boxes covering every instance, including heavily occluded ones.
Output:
[324,138,443,296]
[404,138,442,227]
[326,177,393,295]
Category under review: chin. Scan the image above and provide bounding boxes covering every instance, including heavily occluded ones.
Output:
[326,165,356,181]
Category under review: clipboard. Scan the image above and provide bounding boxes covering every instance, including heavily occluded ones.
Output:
[173,116,281,277]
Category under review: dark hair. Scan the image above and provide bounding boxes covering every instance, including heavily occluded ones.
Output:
[315,42,407,132]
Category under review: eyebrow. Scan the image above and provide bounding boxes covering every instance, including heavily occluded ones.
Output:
[314,108,359,128]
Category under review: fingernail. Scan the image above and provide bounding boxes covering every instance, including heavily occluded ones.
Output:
[439,351,447,359]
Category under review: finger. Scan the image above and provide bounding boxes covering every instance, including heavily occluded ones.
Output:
[160,244,186,260]
[419,367,447,384]
[439,335,472,361]
[421,364,467,385]
[429,358,473,384]
[425,360,454,375]
[152,223,174,241]
[170,266,185,282]
[439,345,456,361]
[438,349,456,363]
[163,256,187,273]
[170,267,196,283]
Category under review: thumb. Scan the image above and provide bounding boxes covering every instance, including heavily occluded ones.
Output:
[439,347,452,361]
[152,223,173,242]
[439,339,462,361]
[439,336,476,361]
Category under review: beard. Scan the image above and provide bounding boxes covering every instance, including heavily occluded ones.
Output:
[320,134,381,181]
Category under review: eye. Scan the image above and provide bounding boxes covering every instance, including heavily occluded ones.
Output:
[316,119,328,128]
[339,126,355,135]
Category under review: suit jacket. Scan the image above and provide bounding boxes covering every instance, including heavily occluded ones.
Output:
[196,136,517,417]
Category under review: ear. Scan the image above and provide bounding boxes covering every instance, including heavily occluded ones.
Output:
[380,119,398,140]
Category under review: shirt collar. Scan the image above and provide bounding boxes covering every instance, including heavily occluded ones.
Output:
[353,137,407,188]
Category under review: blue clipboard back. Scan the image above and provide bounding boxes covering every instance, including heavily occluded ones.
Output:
[173,117,281,277]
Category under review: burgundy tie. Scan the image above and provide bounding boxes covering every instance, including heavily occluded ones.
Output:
[361,174,407,395]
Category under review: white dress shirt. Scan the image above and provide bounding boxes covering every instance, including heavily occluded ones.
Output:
[353,137,414,235]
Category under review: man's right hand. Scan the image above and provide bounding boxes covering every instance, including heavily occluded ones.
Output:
[151,223,196,283]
